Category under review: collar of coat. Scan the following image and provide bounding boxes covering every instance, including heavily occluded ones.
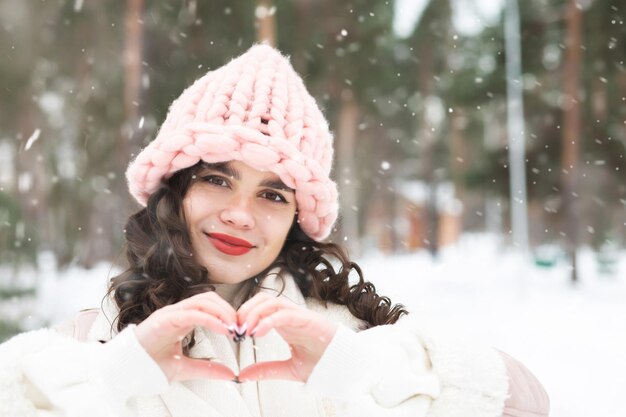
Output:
[87,267,364,417]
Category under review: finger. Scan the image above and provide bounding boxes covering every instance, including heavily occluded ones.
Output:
[238,360,301,382]
[239,297,299,335]
[196,291,239,317]
[159,309,231,338]
[136,309,230,351]
[173,297,237,325]
[237,291,274,315]
[171,291,235,319]
[250,309,313,338]
[237,292,276,331]
[175,357,236,382]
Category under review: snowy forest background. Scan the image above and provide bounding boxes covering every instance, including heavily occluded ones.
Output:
[0,1,625,416]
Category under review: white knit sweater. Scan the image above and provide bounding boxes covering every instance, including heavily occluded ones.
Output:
[0,271,509,417]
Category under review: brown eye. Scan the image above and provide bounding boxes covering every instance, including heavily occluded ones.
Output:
[261,191,287,203]
[202,175,229,187]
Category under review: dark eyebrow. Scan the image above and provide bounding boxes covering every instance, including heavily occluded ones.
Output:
[203,162,240,179]
[202,162,294,193]
[260,178,295,193]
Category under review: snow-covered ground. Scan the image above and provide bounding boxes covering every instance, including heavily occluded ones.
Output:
[361,236,626,417]
[2,234,625,417]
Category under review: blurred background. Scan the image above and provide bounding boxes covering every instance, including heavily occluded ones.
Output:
[0,0,624,416]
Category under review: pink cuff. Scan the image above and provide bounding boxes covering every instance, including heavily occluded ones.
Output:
[499,351,550,417]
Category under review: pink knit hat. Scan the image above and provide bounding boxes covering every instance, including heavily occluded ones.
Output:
[126,44,338,241]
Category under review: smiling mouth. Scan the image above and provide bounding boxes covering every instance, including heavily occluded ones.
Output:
[205,233,254,256]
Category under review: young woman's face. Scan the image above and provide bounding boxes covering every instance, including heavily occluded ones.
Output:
[183,161,296,284]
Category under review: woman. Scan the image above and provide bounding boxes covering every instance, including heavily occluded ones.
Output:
[0,44,549,417]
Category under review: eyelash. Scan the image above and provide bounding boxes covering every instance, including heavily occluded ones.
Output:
[202,175,229,188]
[200,175,288,204]
[260,191,288,204]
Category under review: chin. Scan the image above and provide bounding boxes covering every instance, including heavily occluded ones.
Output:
[206,267,257,285]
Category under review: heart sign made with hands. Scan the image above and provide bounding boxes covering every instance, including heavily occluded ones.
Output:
[134,291,339,384]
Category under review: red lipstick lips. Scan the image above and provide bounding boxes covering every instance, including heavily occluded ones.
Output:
[206,233,254,256]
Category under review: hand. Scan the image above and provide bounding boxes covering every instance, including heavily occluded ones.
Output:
[236,292,338,383]
[133,291,237,383]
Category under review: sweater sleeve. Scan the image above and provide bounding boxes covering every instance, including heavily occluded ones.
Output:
[305,314,510,417]
[0,325,170,417]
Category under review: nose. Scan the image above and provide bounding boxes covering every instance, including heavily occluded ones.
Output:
[219,195,256,230]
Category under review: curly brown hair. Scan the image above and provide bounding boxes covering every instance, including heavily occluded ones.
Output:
[106,162,408,350]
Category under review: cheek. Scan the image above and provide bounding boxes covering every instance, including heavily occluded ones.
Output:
[262,210,295,247]
[183,190,216,223]
[182,192,197,222]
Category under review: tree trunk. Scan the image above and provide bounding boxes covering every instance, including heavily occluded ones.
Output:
[123,0,144,153]
[256,0,276,46]
[15,93,44,261]
[80,0,144,267]
[417,43,439,256]
[291,0,311,72]
[449,108,467,213]
[336,93,360,253]
[561,0,583,284]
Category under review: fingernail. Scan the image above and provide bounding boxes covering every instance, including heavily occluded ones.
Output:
[227,323,237,334]
[231,323,247,343]
[249,326,257,337]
